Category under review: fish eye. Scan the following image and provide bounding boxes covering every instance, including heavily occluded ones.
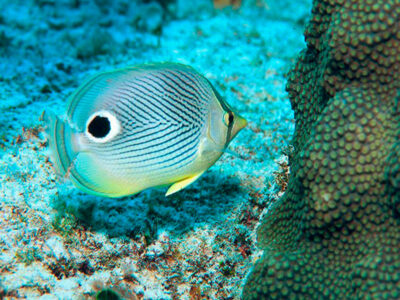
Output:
[224,112,234,126]
[86,110,121,143]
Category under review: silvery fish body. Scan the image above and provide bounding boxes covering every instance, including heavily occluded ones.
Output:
[48,63,246,197]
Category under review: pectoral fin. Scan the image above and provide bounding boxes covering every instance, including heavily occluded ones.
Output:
[165,172,204,196]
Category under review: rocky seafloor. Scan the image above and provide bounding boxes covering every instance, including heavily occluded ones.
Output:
[0,0,311,298]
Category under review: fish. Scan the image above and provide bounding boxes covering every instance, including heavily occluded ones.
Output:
[47,63,247,198]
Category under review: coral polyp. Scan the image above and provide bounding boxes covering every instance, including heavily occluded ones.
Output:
[244,0,400,299]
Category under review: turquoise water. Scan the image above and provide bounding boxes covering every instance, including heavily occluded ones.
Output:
[0,1,310,298]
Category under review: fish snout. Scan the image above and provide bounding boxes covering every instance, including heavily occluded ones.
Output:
[231,113,247,140]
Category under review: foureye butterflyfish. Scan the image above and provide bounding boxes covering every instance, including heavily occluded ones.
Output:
[47,63,247,198]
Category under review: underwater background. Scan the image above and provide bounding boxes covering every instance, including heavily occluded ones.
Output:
[0,0,312,298]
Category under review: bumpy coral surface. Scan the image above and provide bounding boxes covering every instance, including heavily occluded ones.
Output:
[244,0,400,298]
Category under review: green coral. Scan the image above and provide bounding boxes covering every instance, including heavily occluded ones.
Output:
[96,289,121,300]
[243,0,400,299]
[52,211,78,239]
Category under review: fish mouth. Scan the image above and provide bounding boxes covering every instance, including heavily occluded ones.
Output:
[231,113,247,139]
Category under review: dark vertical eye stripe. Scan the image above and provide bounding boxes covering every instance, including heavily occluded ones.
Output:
[225,120,234,148]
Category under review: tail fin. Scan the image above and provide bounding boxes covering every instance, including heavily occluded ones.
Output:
[44,111,78,177]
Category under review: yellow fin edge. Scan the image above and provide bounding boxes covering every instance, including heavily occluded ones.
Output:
[165,172,204,196]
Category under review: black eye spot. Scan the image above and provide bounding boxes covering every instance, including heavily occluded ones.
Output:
[88,116,111,138]
[228,112,234,124]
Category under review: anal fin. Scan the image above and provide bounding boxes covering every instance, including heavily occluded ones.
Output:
[165,172,204,196]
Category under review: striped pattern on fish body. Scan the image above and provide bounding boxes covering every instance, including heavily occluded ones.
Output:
[47,63,247,197]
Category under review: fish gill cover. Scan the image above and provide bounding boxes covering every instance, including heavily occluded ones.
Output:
[243,0,400,299]
[0,0,311,298]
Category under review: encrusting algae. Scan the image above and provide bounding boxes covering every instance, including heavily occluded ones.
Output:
[244,0,400,299]
[213,0,242,9]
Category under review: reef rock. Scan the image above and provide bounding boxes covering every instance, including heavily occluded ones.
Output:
[244,0,400,298]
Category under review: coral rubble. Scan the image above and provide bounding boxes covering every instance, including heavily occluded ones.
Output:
[244,0,400,298]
